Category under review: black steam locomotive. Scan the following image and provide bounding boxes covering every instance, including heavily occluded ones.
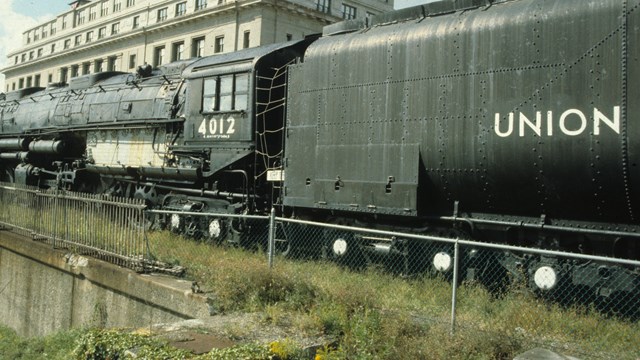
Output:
[1,0,638,301]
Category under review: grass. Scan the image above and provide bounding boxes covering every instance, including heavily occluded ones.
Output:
[146,230,640,360]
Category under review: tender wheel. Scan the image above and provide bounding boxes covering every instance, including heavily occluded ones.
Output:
[432,251,454,272]
[330,237,349,257]
[322,231,368,269]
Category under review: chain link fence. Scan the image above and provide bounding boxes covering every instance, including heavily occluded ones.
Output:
[144,208,640,317]
[144,208,640,357]
[272,216,639,316]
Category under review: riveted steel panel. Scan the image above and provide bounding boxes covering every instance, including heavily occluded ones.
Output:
[285,0,640,223]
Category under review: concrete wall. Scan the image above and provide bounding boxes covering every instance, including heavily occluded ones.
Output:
[0,231,212,337]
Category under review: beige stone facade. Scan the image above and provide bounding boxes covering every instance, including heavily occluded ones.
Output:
[2,0,393,92]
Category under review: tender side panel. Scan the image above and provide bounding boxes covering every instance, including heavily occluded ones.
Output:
[285,0,638,223]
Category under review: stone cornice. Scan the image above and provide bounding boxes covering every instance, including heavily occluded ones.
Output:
[2,0,338,75]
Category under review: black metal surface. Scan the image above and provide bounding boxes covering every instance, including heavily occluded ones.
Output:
[284,0,639,226]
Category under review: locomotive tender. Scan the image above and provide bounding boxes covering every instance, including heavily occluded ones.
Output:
[1,0,638,301]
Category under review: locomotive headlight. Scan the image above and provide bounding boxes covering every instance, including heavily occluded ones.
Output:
[332,238,348,256]
[170,214,181,232]
[533,266,558,290]
[433,252,453,272]
[208,219,222,239]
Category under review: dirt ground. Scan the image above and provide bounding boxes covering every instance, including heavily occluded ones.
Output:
[144,313,329,356]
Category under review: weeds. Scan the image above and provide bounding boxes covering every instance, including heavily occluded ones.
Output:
[0,326,81,360]
[145,230,640,359]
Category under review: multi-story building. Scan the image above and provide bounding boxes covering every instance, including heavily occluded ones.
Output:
[2,0,393,92]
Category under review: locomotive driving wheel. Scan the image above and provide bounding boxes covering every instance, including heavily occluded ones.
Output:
[1,168,14,183]
[203,217,228,244]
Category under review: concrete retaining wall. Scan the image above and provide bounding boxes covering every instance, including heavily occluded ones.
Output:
[0,231,212,337]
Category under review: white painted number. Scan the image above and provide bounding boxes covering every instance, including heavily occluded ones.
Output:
[198,117,236,137]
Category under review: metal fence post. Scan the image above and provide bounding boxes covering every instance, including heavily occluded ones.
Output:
[52,189,59,249]
[450,238,460,335]
[268,207,276,269]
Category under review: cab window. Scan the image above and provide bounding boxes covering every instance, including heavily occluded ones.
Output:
[201,73,249,113]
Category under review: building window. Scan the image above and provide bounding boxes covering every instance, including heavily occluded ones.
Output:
[126,0,135,7]
[98,27,106,39]
[157,8,168,22]
[76,10,86,25]
[14,56,18,64]
[51,43,56,53]
[172,41,185,61]
[342,4,356,19]
[214,36,224,53]
[26,77,32,88]
[108,56,117,71]
[94,59,104,73]
[47,74,53,84]
[112,22,120,35]
[71,65,79,78]
[34,32,39,41]
[129,54,136,69]
[113,0,122,12]
[19,78,24,89]
[133,16,140,29]
[82,62,91,75]
[64,39,71,49]
[195,0,207,11]
[75,35,82,46]
[154,46,165,66]
[101,2,109,16]
[316,0,331,13]
[37,48,43,58]
[34,75,41,87]
[21,54,26,62]
[86,31,93,42]
[175,2,187,16]
[192,37,205,57]
[243,31,250,48]
[202,73,249,112]
[42,27,48,39]
[27,35,31,44]
[50,24,56,36]
[29,51,34,60]
[89,6,97,21]
[60,67,68,83]
[62,18,67,30]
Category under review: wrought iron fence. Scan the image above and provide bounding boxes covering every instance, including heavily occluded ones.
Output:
[0,182,147,269]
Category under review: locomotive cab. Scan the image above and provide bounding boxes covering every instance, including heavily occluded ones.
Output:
[175,39,314,213]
